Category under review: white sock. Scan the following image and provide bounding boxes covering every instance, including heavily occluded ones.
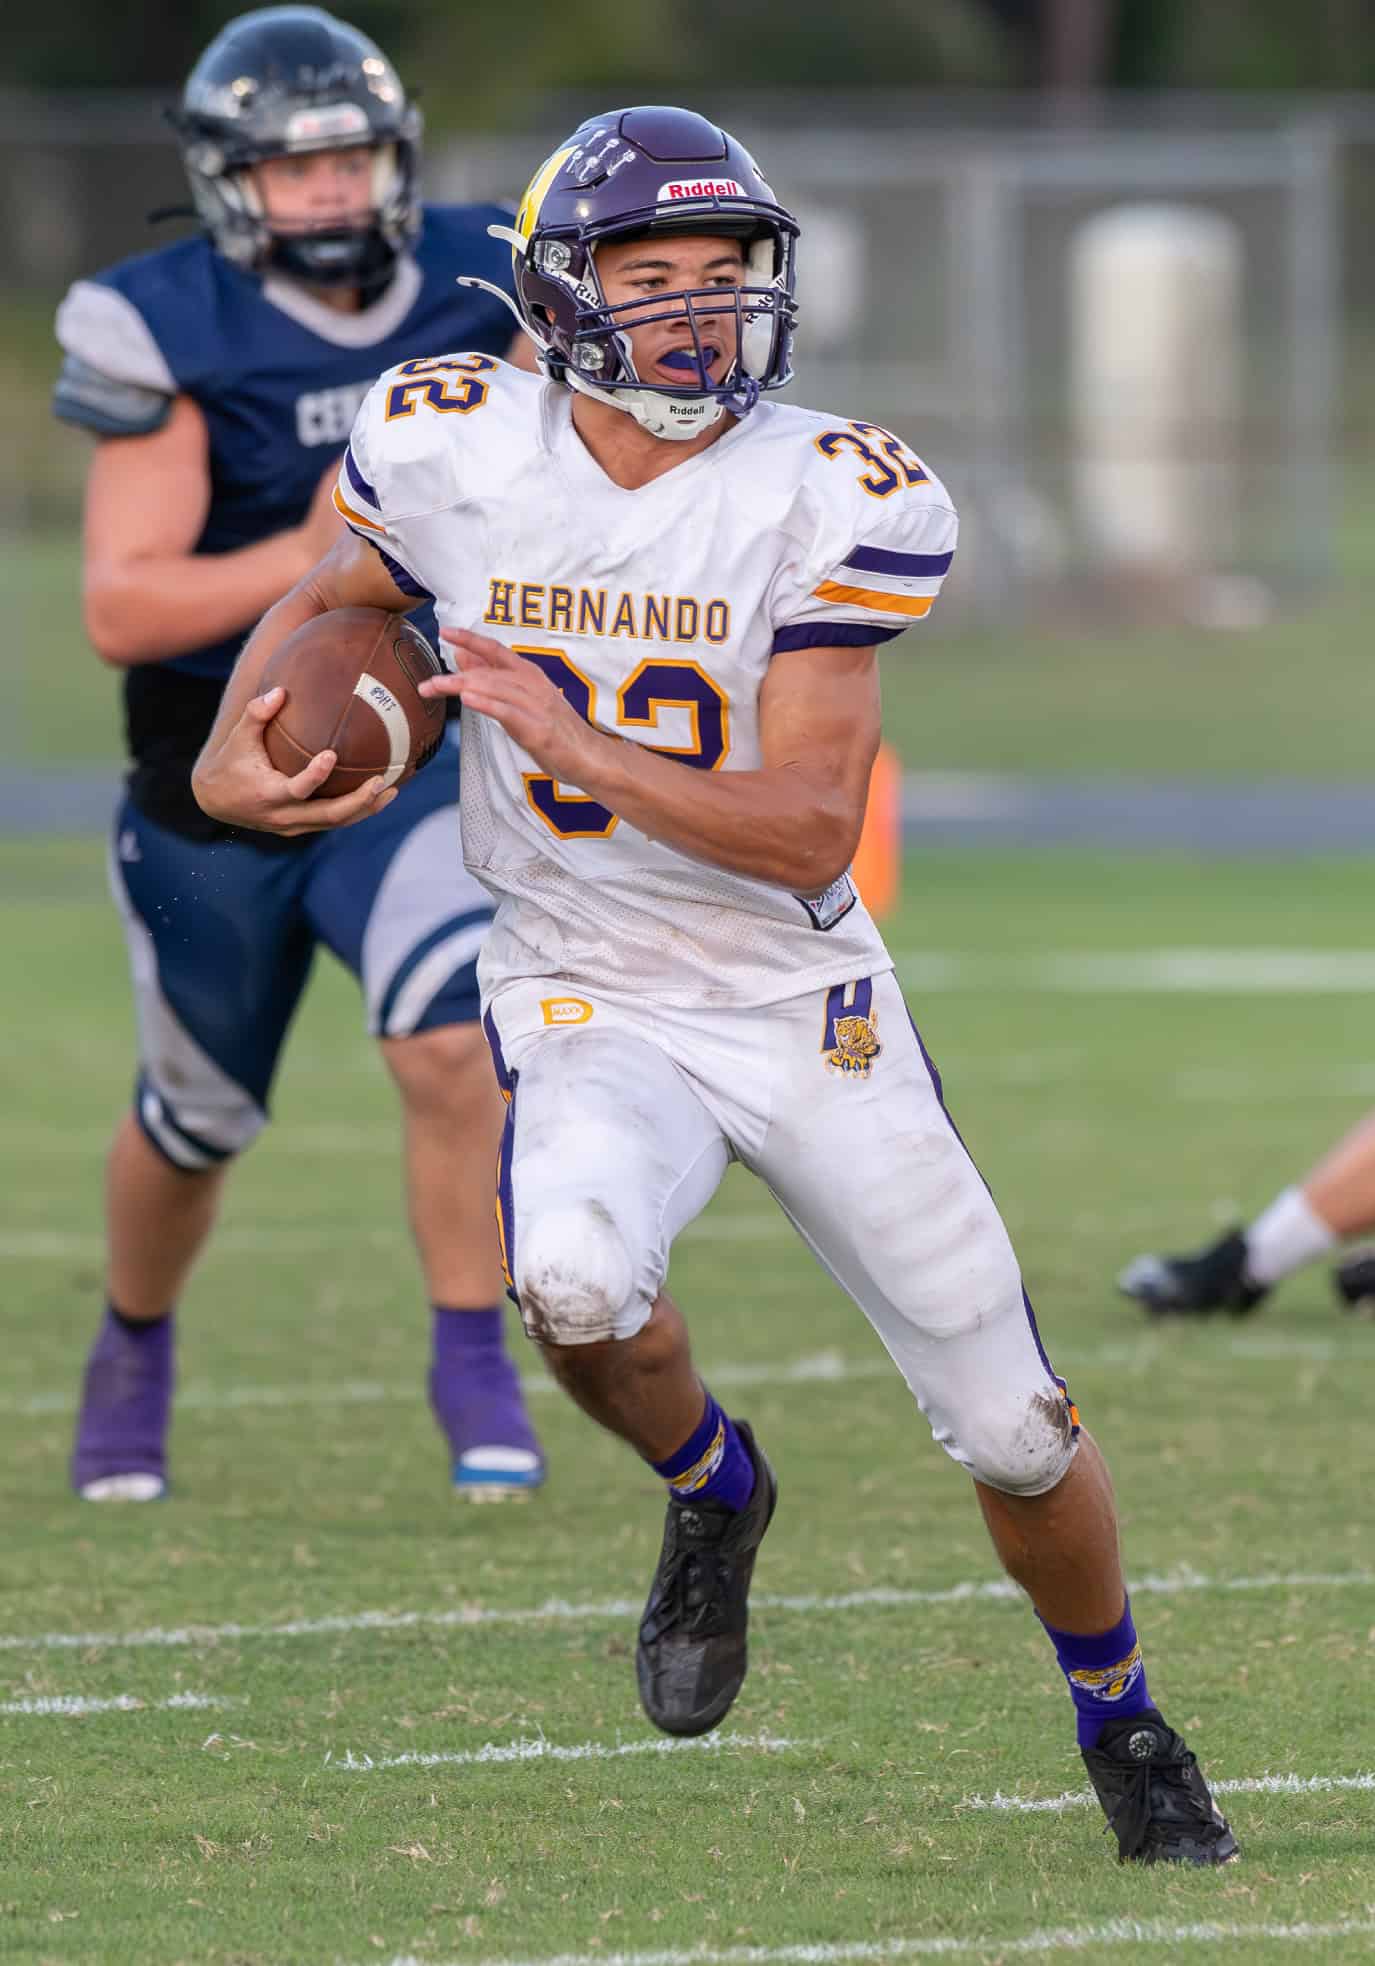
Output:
[1244,1187,1337,1286]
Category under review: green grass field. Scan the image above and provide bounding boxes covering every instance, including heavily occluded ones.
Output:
[3,839,1375,1964]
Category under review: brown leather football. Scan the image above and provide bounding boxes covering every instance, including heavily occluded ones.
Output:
[260,607,447,798]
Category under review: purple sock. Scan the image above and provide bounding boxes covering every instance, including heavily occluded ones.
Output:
[428,1305,541,1459]
[71,1302,175,1490]
[652,1391,755,1512]
[1041,1597,1153,1748]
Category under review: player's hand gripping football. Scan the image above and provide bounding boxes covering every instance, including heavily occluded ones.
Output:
[192,687,396,836]
[426,629,602,783]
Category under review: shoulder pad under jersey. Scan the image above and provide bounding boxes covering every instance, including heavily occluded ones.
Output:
[52,279,177,437]
[764,405,959,652]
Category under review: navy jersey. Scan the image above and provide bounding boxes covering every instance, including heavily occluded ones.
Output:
[54,205,515,837]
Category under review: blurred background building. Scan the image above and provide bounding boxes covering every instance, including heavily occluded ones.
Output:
[6,0,1375,839]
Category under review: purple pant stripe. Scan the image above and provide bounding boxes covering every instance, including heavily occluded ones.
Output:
[481,1008,513,1097]
[482,1010,519,1304]
[904,1000,1073,1412]
[495,1089,518,1306]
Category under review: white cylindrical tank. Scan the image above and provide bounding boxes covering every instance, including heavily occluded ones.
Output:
[1071,204,1243,571]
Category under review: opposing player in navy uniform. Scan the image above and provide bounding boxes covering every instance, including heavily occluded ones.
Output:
[52,5,543,1501]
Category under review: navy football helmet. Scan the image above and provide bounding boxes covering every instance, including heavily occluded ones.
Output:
[470,106,799,441]
[170,5,421,292]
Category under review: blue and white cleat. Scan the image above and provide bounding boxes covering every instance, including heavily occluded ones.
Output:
[452,1445,546,1501]
[78,1472,168,1503]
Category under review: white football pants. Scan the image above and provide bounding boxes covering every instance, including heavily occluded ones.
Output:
[483,968,1077,1496]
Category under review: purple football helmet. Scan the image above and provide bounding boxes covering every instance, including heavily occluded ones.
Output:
[473,106,799,441]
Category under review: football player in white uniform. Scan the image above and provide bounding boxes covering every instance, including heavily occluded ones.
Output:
[193,107,1236,1864]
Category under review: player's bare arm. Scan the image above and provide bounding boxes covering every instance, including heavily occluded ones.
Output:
[82,395,344,666]
[191,532,411,834]
[428,628,880,893]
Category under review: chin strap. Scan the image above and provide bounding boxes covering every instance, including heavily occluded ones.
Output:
[564,368,726,441]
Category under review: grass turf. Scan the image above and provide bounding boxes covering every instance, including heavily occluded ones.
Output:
[1,840,1373,1962]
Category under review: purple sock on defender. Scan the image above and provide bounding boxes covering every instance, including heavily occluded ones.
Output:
[71,1302,175,1489]
[428,1305,540,1457]
[1041,1598,1153,1748]
[652,1390,756,1512]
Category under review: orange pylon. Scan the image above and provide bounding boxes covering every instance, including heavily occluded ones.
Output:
[851,741,901,921]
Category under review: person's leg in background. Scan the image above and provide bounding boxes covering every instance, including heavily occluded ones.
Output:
[306,748,543,1496]
[75,804,313,1499]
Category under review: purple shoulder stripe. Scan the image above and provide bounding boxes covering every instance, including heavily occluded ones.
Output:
[362,536,433,601]
[845,543,953,579]
[772,622,904,654]
[344,444,380,510]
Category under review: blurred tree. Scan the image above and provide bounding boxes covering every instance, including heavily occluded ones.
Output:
[6,1,412,88]
[1040,0,1120,87]
[3,0,1017,103]
[5,0,1375,99]
[656,0,1014,89]
[1125,0,1375,88]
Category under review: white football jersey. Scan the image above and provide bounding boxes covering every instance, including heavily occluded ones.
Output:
[336,355,957,1008]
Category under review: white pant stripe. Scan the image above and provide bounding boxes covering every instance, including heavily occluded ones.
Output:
[382,921,490,1037]
[138,1087,214,1171]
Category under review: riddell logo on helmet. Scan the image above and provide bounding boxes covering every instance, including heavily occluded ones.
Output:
[658,178,746,201]
[284,103,370,145]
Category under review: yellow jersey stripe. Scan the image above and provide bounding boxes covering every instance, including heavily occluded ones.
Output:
[811,581,934,618]
[333,485,386,535]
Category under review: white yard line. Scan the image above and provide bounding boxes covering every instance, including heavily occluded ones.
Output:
[374,1916,1375,1966]
[0,1563,1368,1655]
[967,1770,1375,1814]
[0,1350,895,1419]
[0,1125,395,1158]
[331,1729,807,1773]
[10,1053,1375,1157]
[9,1052,1375,1154]
[6,1327,1371,1421]
[967,1769,1375,1808]
[0,1691,235,1716]
[894,949,1375,994]
[0,1213,787,1262]
[5,1379,400,1417]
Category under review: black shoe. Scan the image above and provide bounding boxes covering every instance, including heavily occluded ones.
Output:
[1117,1229,1268,1318]
[1082,1709,1239,1865]
[636,1419,778,1738]
[1333,1247,1375,1316]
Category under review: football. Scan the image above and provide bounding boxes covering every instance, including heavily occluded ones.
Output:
[259,607,447,798]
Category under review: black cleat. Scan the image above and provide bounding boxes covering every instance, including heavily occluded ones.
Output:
[1333,1247,1375,1316]
[636,1419,777,1738]
[1117,1228,1268,1318]
[1082,1709,1239,1866]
